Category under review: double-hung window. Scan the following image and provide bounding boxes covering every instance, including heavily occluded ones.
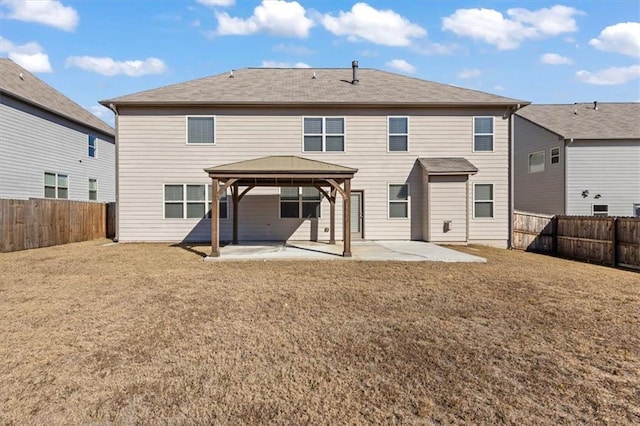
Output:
[388,117,408,152]
[551,147,560,164]
[44,172,68,199]
[474,184,494,218]
[164,184,227,219]
[388,184,409,218]
[529,151,545,173]
[473,117,494,152]
[280,187,321,218]
[89,179,98,201]
[303,117,345,152]
[187,117,215,144]
[88,135,96,157]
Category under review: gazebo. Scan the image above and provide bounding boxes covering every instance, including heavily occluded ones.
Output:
[205,156,358,257]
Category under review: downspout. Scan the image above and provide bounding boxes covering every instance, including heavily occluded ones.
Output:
[107,103,119,242]
[564,137,574,214]
[508,104,522,249]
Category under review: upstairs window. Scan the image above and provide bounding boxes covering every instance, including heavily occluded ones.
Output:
[89,179,98,201]
[280,187,321,218]
[164,184,227,219]
[303,117,345,152]
[592,204,608,217]
[388,117,408,152]
[388,184,409,218]
[44,172,68,199]
[88,135,96,157]
[529,151,545,173]
[551,147,560,164]
[474,117,494,152]
[474,184,494,218]
[187,117,215,144]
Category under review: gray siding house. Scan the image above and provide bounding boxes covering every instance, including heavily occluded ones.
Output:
[101,63,527,248]
[515,103,640,217]
[0,59,115,202]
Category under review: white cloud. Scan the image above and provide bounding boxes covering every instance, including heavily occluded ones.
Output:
[442,5,583,50]
[0,36,52,73]
[413,41,459,55]
[385,59,416,74]
[322,2,426,47]
[261,60,310,68]
[576,65,640,85]
[197,0,234,6]
[589,22,640,58]
[216,0,313,38]
[0,0,79,31]
[457,68,481,79]
[540,53,573,65]
[65,56,167,77]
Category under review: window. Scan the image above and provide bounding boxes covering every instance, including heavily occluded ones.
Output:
[89,179,98,201]
[528,151,545,173]
[164,184,227,219]
[474,117,494,151]
[474,184,494,218]
[88,135,96,157]
[303,117,345,152]
[635,204,640,218]
[280,187,321,218]
[388,184,409,218]
[592,204,608,217]
[44,172,68,199]
[388,117,408,152]
[551,147,560,164]
[187,117,215,144]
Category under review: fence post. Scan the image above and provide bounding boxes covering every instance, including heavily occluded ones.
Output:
[611,217,618,267]
[551,215,558,256]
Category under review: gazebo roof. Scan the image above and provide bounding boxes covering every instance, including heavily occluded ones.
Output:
[205,155,357,175]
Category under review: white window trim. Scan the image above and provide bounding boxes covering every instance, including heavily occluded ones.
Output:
[592,204,609,217]
[387,183,410,219]
[163,183,228,219]
[185,116,216,145]
[387,116,409,153]
[550,146,560,165]
[279,187,322,219]
[473,183,495,219]
[89,178,98,201]
[44,171,69,199]
[634,203,640,218]
[528,150,546,174]
[302,116,346,153]
[472,116,494,153]
[88,135,97,158]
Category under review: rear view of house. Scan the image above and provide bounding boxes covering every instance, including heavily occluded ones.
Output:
[102,63,527,250]
[0,58,115,202]
[515,103,640,217]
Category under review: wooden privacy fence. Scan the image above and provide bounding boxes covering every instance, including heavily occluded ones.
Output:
[0,199,116,252]
[513,210,640,270]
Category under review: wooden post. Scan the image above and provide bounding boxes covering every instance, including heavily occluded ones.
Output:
[343,179,352,257]
[330,188,336,245]
[612,217,618,267]
[210,178,220,257]
[232,182,239,245]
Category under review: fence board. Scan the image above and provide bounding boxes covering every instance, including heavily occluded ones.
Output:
[0,198,115,252]
[513,210,554,252]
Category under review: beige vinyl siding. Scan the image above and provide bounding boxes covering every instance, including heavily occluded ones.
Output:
[513,116,565,214]
[0,97,115,202]
[117,106,509,246]
[566,140,640,217]
[428,175,467,242]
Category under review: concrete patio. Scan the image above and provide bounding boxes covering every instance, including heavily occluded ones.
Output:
[204,241,486,262]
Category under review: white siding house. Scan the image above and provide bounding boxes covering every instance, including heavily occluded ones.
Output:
[0,59,115,202]
[102,64,527,247]
[515,103,640,217]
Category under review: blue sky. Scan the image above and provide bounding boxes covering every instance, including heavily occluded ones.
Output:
[1,0,639,126]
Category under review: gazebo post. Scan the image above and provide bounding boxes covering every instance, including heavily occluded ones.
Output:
[329,188,336,245]
[343,179,352,257]
[210,178,220,257]
[232,182,239,245]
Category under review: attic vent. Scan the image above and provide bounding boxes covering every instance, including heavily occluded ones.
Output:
[312,72,316,79]
[352,60,359,85]
[593,101,598,110]
[229,70,234,78]
[19,72,24,80]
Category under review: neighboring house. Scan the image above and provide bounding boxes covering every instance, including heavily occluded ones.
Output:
[101,63,527,249]
[0,58,115,202]
[515,103,640,217]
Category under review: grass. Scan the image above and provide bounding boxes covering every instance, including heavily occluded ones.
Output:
[0,240,638,424]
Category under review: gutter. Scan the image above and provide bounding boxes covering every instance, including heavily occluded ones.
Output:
[107,103,120,242]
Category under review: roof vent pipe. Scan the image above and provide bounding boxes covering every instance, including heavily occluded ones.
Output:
[352,60,359,85]
[593,101,598,110]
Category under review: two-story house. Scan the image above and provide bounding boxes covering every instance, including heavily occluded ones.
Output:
[0,58,115,202]
[101,63,527,253]
[515,103,640,217]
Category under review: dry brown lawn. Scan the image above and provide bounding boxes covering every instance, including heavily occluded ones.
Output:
[0,240,638,424]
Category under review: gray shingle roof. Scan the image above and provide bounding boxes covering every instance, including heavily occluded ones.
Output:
[102,67,527,107]
[418,158,478,175]
[0,58,114,137]
[516,103,640,140]
[205,156,357,174]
